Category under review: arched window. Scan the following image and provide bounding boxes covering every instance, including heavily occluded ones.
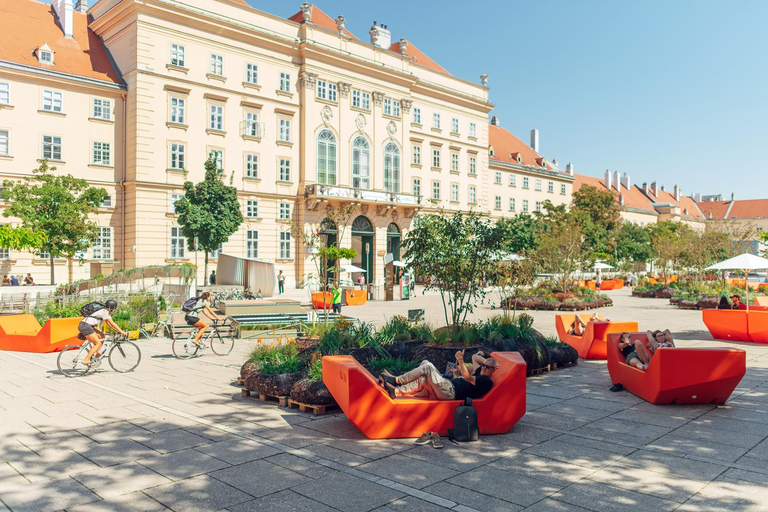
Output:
[352,137,370,189]
[383,142,400,193]
[317,129,337,185]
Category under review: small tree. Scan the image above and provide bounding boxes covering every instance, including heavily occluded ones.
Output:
[174,155,243,281]
[571,185,622,258]
[614,221,653,270]
[533,211,585,290]
[403,209,505,328]
[2,161,106,285]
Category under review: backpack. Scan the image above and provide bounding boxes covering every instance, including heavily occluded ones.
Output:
[447,397,479,443]
[80,301,106,317]
[182,296,200,312]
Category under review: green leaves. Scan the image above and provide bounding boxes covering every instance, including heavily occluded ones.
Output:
[0,225,47,251]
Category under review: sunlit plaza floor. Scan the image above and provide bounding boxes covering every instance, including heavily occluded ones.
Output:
[1,288,768,511]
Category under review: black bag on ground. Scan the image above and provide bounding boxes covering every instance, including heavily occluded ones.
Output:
[447,397,479,442]
[80,301,106,317]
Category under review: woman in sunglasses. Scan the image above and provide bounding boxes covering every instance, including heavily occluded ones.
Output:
[635,329,675,369]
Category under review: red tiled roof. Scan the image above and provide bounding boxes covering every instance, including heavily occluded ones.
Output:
[697,200,730,220]
[227,0,250,6]
[488,124,561,172]
[573,174,658,214]
[387,40,449,75]
[724,199,768,219]
[288,4,358,39]
[648,189,705,219]
[0,0,121,84]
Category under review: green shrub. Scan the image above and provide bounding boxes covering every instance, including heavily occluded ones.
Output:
[248,341,304,374]
[307,352,323,382]
[367,357,419,375]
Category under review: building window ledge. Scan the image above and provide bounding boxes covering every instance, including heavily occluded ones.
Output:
[276,90,294,99]
[276,180,294,185]
[431,127,442,133]
[411,163,422,169]
[244,217,262,222]
[430,167,441,172]
[351,106,371,114]
[243,176,261,183]
[32,259,66,266]
[411,122,422,129]
[166,64,189,74]
[165,258,190,263]
[38,109,65,117]
[450,170,460,175]
[0,104,15,110]
[276,141,293,148]
[382,114,401,121]
[166,122,188,130]
[242,82,262,91]
[206,128,227,137]
[0,155,13,161]
[206,73,227,82]
[450,132,460,137]
[242,135,261,142]
[276,259,294,263]
[166,168,187,176]
[88,163,114,169]
[37,159,65,164]
[468,136,478,142]
[89,117,114,124]
[316,98,338,107]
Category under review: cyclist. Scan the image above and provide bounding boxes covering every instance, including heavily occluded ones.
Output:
[80,299,127,368]
[185,291,223,349]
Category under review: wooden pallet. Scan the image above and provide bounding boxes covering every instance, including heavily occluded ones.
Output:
[551,361,578,370]
[529,365,551,376]
[287,399,338,416]
[240,389,289,407]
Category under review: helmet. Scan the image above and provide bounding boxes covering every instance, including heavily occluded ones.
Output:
[105,299,118,310]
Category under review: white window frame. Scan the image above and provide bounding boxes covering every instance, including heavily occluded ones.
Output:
[279,232,291,259]
[495,172,502,185]
[413,107,421,124]
[279,118,291,143]
[39,50,53,65]
[351,137,370,189]
[0,246,9,260]
[469,156,476,175]
[412,145,421,165]
[470,123,477,138]
[495,196,501,210]
[170,143,185,170]
[383,98,392,116]
[245,200,258,218]
[393,100,400,118]
[431,181,441,201]
[0,130,9,157]
[246,63,258,84]
[209,54,223,76]
[92,98,111,121]
[523,177,530,189]
[432,148,440,168]
[509,198,516,211]
[561,184,567,195]
[352,89,361,108]
[523,200,529,213]
[170,226,186,258]
[91,141,111,166]
[510,175,517,187]
[317,129,337,185]
[451,118,459,133]
[469,186,476,204]
[100,195,113,208]
[170,97,186,124]
[280,72,291,93]
[246,230,258,258]
[413,178,421,197]
[451,184,459,202]
[279,202,292,221]
[535,179,542,191]
[361,91,371,110]
[244,111,260,137]
[0,82,10,105]
[170,43,185,67]
[209,149,224,171]
[384,142,401,193]
[536,201,542,213]
[169,193,183,214]
[245,153,259,178]
[548,181,554,193]
[317,80,327,100]
[209,104,224,131]
[433,113,441,129]
[92,227,112,260]
[279,158,291,182]
[41,134,62,161]
[42,90,63,113]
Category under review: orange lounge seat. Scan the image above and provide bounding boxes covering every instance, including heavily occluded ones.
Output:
[599,281,616,290]
[343,289,367,306]
[755,296,768,306]
[555,314,638,359]
[311,292,332,310]
[0,315,82,353]
[322,351,526,439]
[607,333,745,404]
[702,309,751,342]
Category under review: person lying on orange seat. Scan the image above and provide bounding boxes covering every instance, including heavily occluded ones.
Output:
[619,332,648,371]
[568,313,600,336]
[636,329,675,368]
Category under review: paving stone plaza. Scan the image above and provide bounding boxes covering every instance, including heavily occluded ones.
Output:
[2,288,768,512]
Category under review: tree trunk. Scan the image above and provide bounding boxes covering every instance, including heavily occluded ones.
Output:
[203,252,209,287]
[68,257,74,284]
[49,253,55,285]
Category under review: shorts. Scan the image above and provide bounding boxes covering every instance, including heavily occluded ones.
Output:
[185,314,200,326]
[78,321,96,337]
[625,351,639,364]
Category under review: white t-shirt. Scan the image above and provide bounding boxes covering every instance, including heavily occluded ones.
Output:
[83,308,112,328]
[186,299,210,319]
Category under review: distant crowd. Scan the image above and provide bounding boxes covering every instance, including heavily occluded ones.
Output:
[1,273,34,286]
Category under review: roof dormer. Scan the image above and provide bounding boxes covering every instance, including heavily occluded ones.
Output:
[510,152,522,164]
[35,43,55,65]
[489,145,494,158]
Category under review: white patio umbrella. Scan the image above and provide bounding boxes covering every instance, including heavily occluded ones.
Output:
[342,264,366,273]
[392,261,407,267]
[593,262,614,270]
[706,253,768,312]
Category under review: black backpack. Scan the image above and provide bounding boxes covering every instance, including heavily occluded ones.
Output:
[447,398,479,442]
[182,296,200,312]
[80,301,106,317]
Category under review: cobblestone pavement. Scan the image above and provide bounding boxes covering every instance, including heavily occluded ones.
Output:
[1,288,768,511]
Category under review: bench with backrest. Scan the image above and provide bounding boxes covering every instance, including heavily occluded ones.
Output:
[555,314,638,359]
[702,308,768,343]
[322,351,526,439]
[606,332,745,404]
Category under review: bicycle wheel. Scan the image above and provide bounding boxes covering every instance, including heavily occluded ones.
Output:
[210,330,234,356]
[108,341,142,373]
[172,332,200,359]
[57,344,91,378]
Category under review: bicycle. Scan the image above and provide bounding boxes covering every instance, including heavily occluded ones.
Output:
[172,318,235,359]
[57,333,142,378]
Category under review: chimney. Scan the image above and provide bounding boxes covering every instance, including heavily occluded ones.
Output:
[709,211,713,219]
[651,181,658,197]
[673,185,680,201]
[75,0,87,13]
[490,115,500,127]
[552,158,558,167]
[642,182,648,193]
[620,172,631,190]
[692,193,702,202]
[604,170,612,191]
[619,194,625,206]
[530,129,539,152]
[53,0,74,38]
[566,163,574,176]
[398,38,407,55]
[370,21,391,48]
[660,184,665,192]
[336,15,346,33]
[731,193,735,201]
[613,170,620,191]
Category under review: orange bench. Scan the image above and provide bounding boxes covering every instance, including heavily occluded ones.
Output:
[343,289,367,306]
[607,332,745,404]
[755,296,768,306]
[311,292,332,310]
[0,314,82,353]
[702,309,768,343]
[555,314,638,359]
[322,351,526,439]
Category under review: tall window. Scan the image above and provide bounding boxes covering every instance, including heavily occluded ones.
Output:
[317,129,337,185]
[384,143,401,193]
[412,145,421,165]
[170,44,185,67]
[523,199,529,213]
[245,200,258,218]
[170,97,185,124]
[42,135,62,160]
[383,98,392,116]
[509,175,516,187]
[535,179,542,191]
[0,130,8,156]
[42,90,63,112]
[92,227,112,260]
[245,112,259,137]
[432,181,441,200]
[469,156,476,174]
[351,137,370,189]
[92,99,111,120]
[209,149,223,171]
[279,72,291,92]
[0,246,9,260]
[451,153,459,172]
[361,92,371,110]
[352,89,361,108]
[536,201,542,212]
[169,193,183,214]
[432,148,440,168]
[246,63,258,84]
[470,123,476,138]
[432,113,441,129]
[170,227,186,258]
[495,172,502,184]
[495,196,501,210]
[469,186,476,204]
[413,108,421,124]
[92,142,111,166]
[279,232,291,259]
[523,177,529,189]
[548,181,554,193]
[561,183,567,195]
[316,80,337,102]
[245,153,258,178]
[509,198,516,211]
[170,143,185,170]
[209,54,223,75]
[0,83,9,105]
[279,202,291,221]
[209,105,223,130]
[279,119,291,142]
[393,100,400,118]
[412,178,421,197]
[279,159,291,181]
[451,184,459,202]
[246,230,258,258]
[451,118,459,133]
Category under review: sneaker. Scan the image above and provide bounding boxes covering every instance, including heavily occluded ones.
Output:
[609,383,623,392]
[414,432,433,446]
[430,433,443,449]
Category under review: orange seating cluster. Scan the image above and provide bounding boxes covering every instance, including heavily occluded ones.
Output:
[586,279,624,290]
[606,332,745,404]
[702,308,768,343]
[0,314,82,353]
[322,351,526,439]
[555,315,638,359]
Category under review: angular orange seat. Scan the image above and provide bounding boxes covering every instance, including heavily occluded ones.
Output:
[322,351,526,439]
[702,309,754,342]
[754,296,768,306]
[0,314,82,353]
[555,314,638,359]
[607,332,745,404]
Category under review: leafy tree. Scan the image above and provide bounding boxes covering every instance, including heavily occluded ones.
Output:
[532,210,585,290]
[496,214,539,255]
[174,155,243,280]
[2,161,106,284]
[403,209,506,327]
[760,231,768,257]
[614,221,652,269]
[0,225,47,252]
[646,221,693,276]
[571,185,622,257]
